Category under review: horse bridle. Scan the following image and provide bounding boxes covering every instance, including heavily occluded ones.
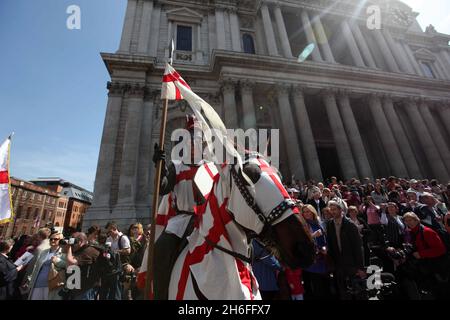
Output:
[204,165,296,264]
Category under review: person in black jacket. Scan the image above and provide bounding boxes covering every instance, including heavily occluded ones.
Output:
[1,239,24,300]
[326,200,366,300]
[307,190,327,220]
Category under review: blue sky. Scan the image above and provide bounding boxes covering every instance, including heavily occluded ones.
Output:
[0,0,449,191]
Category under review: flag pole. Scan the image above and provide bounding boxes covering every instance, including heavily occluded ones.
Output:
[144,97,169,300]
[145,41,174,299]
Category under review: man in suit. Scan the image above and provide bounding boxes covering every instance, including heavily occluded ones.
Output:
[1,239,24,300]
[307,190,327,220]
[415,192,446,232]
[326,200,366,300]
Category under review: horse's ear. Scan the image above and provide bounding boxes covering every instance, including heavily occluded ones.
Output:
[241,163,262,185]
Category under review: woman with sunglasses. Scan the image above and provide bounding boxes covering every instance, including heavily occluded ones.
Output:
[26,232,65,300]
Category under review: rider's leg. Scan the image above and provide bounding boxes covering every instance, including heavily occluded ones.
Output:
[153,231,182,300]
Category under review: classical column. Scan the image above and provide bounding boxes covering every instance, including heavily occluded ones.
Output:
[341,20,365,67]
[322,90,358,179]
[311,14,335,63]
[137,0,154,54]
[435,56,450,80]
[92,82,124,207]
[299,10,323,62]
[221,79,239,128]
[382,29,414,74]
[368,94,409,177]
[436,103,450,136]
[292,87,323,181]
[149,5,161,57]
[401,40,425,76]
[274,4,292,58]
[136,92,155,212]
[215,8,226,50]
[372,29,401,73]
[117,84,145,205]
[229,8,242,52]
[336,92,373,179]
[118,0,137,52]
[260,2,279,56]
[240,81,257,130]
[439,50,450,76]
[349,23,377,68]
[419,101,450,174]
[382,96,422,178]
[276,84,305,181]
[404,99,449,180]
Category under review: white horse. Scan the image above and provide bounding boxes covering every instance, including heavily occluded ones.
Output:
[152,157,315,300]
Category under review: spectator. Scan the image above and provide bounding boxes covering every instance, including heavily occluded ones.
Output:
[415,193,446,232]
[322,188,331,204]
[251,239,283,300]
[384,203,406,249]
[66,232,100,300]
[301,205,332,300]
[307,190,326,220]
[87,225,100,245]
[26,232,65,300]
[371,183,387,205]
[106,221,131,300]
[326,200,365,300]
[284,267,304,300]
[1,239,24,300]
[348,206,370,266]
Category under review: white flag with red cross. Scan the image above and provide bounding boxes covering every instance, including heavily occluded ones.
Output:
[161,63,191,100]
[0,136,13,224]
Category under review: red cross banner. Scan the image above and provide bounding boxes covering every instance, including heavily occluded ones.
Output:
[0,135,13,224]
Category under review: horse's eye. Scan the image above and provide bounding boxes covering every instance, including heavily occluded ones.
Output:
[242,163,262,185]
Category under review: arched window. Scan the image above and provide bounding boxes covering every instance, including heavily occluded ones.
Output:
[243,33,255,54]
[421,61,435,78]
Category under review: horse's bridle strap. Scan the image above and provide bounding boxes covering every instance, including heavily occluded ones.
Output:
[230,166,294,227]
[204,237,252,264]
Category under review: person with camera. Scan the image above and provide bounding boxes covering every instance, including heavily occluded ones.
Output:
[24,232,64,300]
[65,232,100,300]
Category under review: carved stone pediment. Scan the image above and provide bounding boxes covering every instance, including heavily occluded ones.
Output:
[413,48,437,62]
[166,7,203,24]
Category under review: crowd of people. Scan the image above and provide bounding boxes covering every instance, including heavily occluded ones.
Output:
[0,221,150,300]
[1,175,450,300]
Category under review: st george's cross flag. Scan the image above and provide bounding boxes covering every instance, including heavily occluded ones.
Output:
[161,63,191,100]
[0,136,13,224]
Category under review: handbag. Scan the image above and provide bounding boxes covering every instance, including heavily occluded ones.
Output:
[48,261,65,291]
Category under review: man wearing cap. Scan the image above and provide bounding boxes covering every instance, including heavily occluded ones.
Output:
[325,199,365,300]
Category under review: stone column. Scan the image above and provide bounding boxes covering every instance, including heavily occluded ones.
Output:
[92,82,124,207]
[368,94,408,177]
[137,0,154,54]
[382,96,422,178]
[382,29,414,74]
[336,92,373,179]
[221,79,239,128]
[401,40,425,76]
[311,14,335,63]
[322,90,358,179]
[341,21,365,67]
[419,101,450,174]
[436,103,450,136]
[299,10,323,62]
[372,29,401,73]
[292,87,323,181]
[119,0,137,52]
[261,2,279,56]
[149,5,161,57]
[404,99,449,180]
[136,92,155,214]
[229,8,242,52]
[276,84,305,181]
[435,56,450,80]
[215,8,226,50]
[439,50,450,76]
[349,23,377,68]
[274,4,292,58]
[117,84,145,206]
[240,81,257,130]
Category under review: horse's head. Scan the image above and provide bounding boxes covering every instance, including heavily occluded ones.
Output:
[227,157,316,269]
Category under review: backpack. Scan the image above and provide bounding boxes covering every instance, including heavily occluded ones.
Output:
[89,244,123,280]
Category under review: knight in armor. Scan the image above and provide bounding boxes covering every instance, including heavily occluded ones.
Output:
[152,114,207,300]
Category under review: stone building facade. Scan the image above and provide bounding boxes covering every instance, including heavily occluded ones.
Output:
[84,0,450,228]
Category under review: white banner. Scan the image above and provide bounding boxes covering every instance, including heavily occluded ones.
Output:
[0,137,12,223]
